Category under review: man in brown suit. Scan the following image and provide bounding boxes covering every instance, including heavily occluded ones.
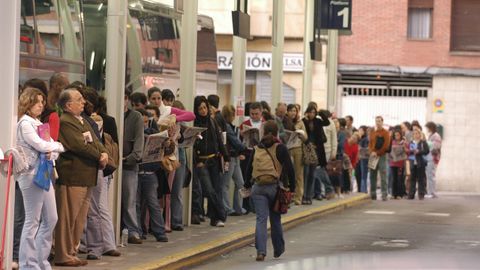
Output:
[54,89,108,267]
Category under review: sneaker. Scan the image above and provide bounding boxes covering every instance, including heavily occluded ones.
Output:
[216,221,225,227]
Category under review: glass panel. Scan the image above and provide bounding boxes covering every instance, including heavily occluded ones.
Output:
[59,0,83,61]
[20,0,36,54]
[35,0,61,57]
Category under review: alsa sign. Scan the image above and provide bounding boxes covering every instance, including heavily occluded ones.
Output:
[217,51,304,72]
[319,0,352,30]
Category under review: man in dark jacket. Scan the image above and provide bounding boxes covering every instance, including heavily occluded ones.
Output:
[55,89,108,267]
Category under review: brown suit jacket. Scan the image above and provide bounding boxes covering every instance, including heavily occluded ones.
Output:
[57,112,106,187]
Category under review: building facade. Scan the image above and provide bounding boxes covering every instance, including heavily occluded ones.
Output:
[337,0,480,192]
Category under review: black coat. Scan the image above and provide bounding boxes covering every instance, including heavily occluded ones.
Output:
[303,115,330,167]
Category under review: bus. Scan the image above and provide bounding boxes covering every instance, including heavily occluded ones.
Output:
[19,0,86,85]
[84,0,218,97]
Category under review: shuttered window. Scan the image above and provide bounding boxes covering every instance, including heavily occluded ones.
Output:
[451,0,480,52]
[407,0,433,39]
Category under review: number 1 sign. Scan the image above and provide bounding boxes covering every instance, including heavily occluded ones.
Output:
[318,0,352,30]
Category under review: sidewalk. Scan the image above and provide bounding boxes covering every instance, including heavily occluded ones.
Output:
[55,193,370,270]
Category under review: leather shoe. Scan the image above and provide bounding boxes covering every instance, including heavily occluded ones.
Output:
[156,235,169,242]
[103,250,121,257]
[55,259,88,267]
[256,253,265,261]
[128,236,143,244]
[199,215,206,222]
[171,225,184,231]
[87,254,100,260]
[274,249,284,258]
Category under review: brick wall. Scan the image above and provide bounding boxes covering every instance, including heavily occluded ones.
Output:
[339,0,480,69]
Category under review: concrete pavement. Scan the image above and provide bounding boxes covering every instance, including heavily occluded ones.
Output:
[54,193,370,270]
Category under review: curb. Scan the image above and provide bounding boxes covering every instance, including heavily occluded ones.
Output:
[130,194,371,270]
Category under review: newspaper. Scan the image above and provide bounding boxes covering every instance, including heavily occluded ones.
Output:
[284,130,304,149]
[241,125,260,149]
[368,154,380,170]
[141,130,169,164]
[391,145,407,162]
[178,126,207,148]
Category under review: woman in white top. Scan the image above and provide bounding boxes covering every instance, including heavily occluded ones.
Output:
[16,87,65,270]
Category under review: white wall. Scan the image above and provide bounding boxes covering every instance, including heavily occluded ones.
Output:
[431,76,480,192]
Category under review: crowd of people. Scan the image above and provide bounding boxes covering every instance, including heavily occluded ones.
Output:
[11,73,443,268]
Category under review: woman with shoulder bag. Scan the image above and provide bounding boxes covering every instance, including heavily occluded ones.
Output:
[16,88,65,270]
[406,129,429,200]
[192,96,230,227]
[244,120,295,261]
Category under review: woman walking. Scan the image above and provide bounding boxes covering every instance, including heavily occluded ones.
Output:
[16,88,65,270]
[244,120,295,261]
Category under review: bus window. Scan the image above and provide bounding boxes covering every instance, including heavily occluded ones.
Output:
[35,0,61,57]
[59,0,84,61]
[20,0,36,54]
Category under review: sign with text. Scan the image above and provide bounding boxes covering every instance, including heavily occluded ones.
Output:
[217,51,304,72]
[319,0,352,30]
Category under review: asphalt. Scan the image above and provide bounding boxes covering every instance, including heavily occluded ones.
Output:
[53,193,370,270]
[193,193,480,270]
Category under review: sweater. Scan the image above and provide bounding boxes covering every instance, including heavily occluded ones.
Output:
[344,141,359,168]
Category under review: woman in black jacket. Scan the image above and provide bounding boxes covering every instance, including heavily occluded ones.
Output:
[192,96,230,226]
[406,128,429,200]
[302,105,330,204]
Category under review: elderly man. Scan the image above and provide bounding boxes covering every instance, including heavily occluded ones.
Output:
[54,89,108,267]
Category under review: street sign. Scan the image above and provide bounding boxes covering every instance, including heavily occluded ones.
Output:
[319,0,352,30]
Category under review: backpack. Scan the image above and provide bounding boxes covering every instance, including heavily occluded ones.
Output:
[103,132,119,177]
[252,143,282,185]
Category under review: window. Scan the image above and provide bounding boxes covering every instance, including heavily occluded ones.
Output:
[407,0,433,39]
[451,0,480,52]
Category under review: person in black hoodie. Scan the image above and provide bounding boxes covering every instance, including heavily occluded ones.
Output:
[192,96,230,227]
[302,105,330,204]
[244,120,295,261]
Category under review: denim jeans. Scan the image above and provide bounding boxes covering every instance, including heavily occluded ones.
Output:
[122,169,141,237]
[13,182,25,262]
[86,171,116,256]
[370,155,388,199]
[195,158,226,222]
[251,183,284,256]
[303,165,317,200]
[314,166,334,194]
[359,159,369,193]
[221,157,245,214]
[137,173,166,237]
[171,163,185,227]
[18,175,57,270]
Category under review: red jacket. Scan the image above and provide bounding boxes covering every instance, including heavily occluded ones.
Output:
[344,141,359,168]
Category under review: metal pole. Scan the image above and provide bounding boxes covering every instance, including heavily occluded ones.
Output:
[326,29,339,113]
[271,0,285,106]
[105,0,127,243]
[0,1,19,269]
[178,0,198,226]
[302,0,314,109]
[231,0,247,124]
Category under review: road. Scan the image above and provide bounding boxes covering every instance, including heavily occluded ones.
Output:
[193,194,480,270]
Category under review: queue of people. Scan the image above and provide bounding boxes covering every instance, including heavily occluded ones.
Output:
[10,73,443,268]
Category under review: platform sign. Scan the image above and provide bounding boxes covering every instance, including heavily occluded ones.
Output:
[319,0,352,30]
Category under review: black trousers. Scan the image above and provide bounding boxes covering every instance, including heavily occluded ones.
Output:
[391,166,406,198]
[409,164,426,199]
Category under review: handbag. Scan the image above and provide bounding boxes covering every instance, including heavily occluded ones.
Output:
[34,154,53,191]
[272,186,292,214]
[326,160,343,176]
[302,142,318,166]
